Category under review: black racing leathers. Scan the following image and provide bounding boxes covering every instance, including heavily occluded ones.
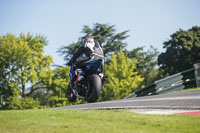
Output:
[68,41,104,71]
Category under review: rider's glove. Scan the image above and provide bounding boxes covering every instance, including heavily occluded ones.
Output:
[66,61,72,66]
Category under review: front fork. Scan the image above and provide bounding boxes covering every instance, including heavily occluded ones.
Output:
[70,81,86,99]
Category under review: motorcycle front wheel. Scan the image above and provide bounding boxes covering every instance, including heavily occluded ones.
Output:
[86,74,102,103]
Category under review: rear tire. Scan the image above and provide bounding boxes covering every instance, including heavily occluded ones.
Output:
[86,74,102,103]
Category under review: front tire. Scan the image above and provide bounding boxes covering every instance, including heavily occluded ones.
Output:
[86,74,102,103]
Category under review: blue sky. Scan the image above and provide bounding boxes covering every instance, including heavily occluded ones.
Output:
[0,0,200,66]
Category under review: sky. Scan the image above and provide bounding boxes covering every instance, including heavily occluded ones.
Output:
[0,0,200,66]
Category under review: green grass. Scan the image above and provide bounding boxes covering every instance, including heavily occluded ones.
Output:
[0,109,200,133]
[173,87,200,93]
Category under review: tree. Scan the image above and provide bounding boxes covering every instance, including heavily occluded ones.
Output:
[0,33,53,108]
[58,23,129,61]
[100,51,144,101]
[44,66,70,107]
[158,26,200,75]
[126,46,160,86]
[29,66,70,107]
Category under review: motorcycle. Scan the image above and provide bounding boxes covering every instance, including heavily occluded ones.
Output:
[67,59,106,103]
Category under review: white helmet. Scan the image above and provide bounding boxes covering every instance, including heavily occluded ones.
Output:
[84,36,95,51]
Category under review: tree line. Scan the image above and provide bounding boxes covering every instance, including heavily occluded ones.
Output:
[0,24,200,109]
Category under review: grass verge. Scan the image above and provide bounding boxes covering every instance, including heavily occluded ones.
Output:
[173,87,200,93]
[0,109,200,133]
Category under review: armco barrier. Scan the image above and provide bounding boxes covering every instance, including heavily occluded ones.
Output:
[124,63,200,99]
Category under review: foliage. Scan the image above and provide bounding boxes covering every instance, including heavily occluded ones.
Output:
[30,66,69,107]
[45,66,71,107]
[50,67,70,97]
[100,51,144,101]
[158,26,200,75]
[5,96,40,110]
[0,33,53,107]
[48,96,85,108]
[48,96,68,107]
[126,46,160,86]
[58,23,129,61]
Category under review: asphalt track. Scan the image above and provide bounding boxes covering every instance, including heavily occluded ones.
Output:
[53,90,200,111]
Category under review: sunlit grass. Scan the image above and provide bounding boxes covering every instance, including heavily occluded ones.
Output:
[0,109,200,133]
[172,87,200,93]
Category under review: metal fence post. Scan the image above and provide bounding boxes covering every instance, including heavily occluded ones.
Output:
[194,63,200,87]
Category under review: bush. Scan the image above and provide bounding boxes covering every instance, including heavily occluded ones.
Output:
[48,96,68,107]
[5,97,40,110]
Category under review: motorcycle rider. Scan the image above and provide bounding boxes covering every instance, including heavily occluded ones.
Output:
[67,36,105,79]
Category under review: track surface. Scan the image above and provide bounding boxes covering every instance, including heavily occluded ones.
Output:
[53,90,200,110]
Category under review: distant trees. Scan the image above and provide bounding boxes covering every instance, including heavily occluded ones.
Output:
[158,26,200,75]
[126,46,160,86]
